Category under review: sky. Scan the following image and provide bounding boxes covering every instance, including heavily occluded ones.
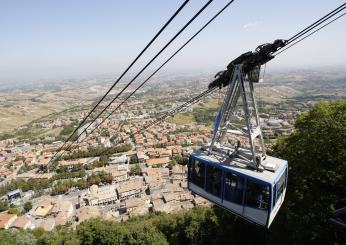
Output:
[1,0,345,84]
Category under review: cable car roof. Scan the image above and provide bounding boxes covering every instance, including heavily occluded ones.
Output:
[191,150,287,184]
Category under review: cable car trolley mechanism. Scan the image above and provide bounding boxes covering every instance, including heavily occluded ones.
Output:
[188,39,288,228]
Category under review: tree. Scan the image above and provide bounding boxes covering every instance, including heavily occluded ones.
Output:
[172,155,189,166]
[23,201,33,213]
[76,218,168,245]
[8,207,21,216]
[270,101,346,244]
[130,164,141,176]
[130,155,138,164]
[0,200,9,212]
[167,160,176,170]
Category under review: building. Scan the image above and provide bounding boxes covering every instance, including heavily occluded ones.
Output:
[75,206,101,224]
[33,199,55,217]
[39,218,55,231]
[125,198,149,216]
[109,154,129,164]
[170,165,186,183]
[136,151,148,163]
[112,169,129,183]
[116,179,143,200]
[51,200,74,226]
[145,157,170,167]
[144,167,169,180]
[0,213,17,229]
[10,216,32,230]
[83,185,118,206]
[7,189,22,205]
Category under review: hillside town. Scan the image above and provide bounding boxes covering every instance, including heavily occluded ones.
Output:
[0,85,304,231]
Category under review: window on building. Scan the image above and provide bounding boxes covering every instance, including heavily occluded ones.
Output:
[205,164,222,197]
[245,180,270,210]
[223,172,244,204]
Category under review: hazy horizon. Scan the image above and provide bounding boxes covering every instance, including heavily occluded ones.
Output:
[1,0,345,84]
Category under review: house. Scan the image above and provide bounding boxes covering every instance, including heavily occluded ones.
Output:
[0,169,13,178]
[151,199,166,212]
[117,179,143,200]
[83,185,118,206]
[136,151,147,163]
[170,165,186,183]
[39,218,55,231]
[112,169,128,183]
[16,172,35,180]
[109,154,129,164]
[180,181,188,190]
[75,206,101,224]
[125,198,149,216]
[161,183,184,194]
[59,160,83,170]
[0,213,17,229]
[162,193,179,203]
[144,175,163,193]
[143,167,169,181]
[33,173,54,180]
[7,189,22,205]
[11,215,32,230]
[145,157,170,167]
[51,200,74,226]
[33,199,55,217]
[93,165,128,183]
[193,196,210,206]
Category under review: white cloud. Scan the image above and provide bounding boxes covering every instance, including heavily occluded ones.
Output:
[243,21,261,29]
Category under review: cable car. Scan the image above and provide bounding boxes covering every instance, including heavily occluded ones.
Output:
[188,56,289,228]
[188,148,288,228]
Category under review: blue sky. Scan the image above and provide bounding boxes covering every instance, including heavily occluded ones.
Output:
[1,0,345,83]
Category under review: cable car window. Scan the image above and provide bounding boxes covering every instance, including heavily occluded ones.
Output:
[224,172,244,204]
[245,180,270,210]
[191,160,205,188]
[273,185,276,207]
[206,165,222,197]
[275,170,286,203]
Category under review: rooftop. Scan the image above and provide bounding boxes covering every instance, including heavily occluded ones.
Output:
[0,213,16,229]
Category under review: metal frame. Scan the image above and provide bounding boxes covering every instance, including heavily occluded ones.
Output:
[209,64,266,169]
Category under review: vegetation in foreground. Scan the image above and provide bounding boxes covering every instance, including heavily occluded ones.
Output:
[0,101,344,245]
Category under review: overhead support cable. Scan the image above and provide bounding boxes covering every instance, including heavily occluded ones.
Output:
[71,0,213,143]
[71,0,235,147]
[286,2,346,45]
[50,1,346,166]
[133,3,346,136]
[51,0,217,163]
[275,12,346,56]
[135,88,217,135]
[49,0,190,165]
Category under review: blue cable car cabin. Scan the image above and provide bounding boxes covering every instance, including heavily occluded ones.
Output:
[188,150,288,228]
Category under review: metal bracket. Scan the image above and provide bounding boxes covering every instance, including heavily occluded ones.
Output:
[209,64,266,170]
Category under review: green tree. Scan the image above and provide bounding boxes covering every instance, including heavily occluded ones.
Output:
[270,101,346,244]
[130,164,141,176]
[172,155,189,166]
[23,201,33,213]
[0,200,9,212]
[8,207,21,216]
[0,230,17,245]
